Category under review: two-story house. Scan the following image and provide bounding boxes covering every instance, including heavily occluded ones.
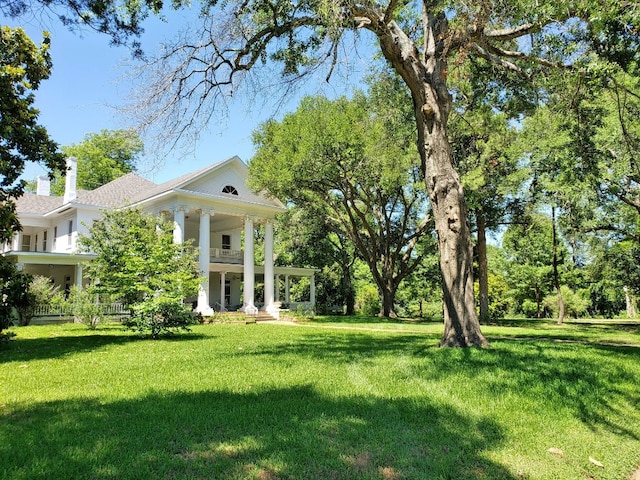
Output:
[2,156,316,317]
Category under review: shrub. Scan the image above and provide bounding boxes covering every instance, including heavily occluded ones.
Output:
[66,286,105,330]
[357,285,380,316]
[521,299,539,319]
[544,286,591,319]
[127,296,197,338]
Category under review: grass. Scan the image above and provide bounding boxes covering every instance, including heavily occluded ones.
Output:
[1,319,639,480]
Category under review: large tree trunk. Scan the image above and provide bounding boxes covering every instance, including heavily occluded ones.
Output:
[425,124,487,347]
[380,280,398,318]
[376,7,488,347]
[476,210,490,323]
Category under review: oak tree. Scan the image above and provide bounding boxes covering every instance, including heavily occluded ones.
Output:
[250,94,432,318]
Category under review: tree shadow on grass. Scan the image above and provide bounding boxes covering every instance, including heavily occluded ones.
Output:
[243,329,640,443]
[1,386,515,480]
[0,329,207,364]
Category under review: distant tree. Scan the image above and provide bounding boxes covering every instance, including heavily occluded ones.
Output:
[250,94,432,317]
[47,129,143,195]
[274,207,357,315]
[0,26,65,242]
[79,208,201,338]
[501,214,568,318]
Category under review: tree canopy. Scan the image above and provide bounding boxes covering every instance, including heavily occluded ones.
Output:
[0,26,64,243]
[250,93,433,317]
[47,129,144,195]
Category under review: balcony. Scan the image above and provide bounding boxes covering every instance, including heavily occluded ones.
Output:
[210,247,243,264]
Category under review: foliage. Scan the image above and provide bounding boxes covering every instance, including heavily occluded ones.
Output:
[355,284,381,317]
[274,207,356,315]
[65,285,106,330]
[250,93,432,317]
[544,286,591,319]
[47,129,143,195]
[500,214,564,318]
[0,259,32,334]
[17,275,66,326]
[79,208,201,338]
[0,26,65,243]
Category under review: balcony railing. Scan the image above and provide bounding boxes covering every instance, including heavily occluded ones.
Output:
[210,248,243,264]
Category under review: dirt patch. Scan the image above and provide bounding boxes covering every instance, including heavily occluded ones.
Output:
[630,466,640,480]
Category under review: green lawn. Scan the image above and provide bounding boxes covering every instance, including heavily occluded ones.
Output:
[1,320,639,480]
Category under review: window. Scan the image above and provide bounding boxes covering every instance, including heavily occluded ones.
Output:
[68,220,73,246]
[42,231,47,251]
[222,234,231,250]
[34,234,38,252]
[222,185,238,195]
[53,227,57,249]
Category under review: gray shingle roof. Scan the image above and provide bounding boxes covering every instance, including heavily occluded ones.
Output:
[76,173,158,207]
[15,194,63,214]
[15,157,234,214]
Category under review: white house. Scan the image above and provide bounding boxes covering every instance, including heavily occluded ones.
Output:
[2,156,316,317]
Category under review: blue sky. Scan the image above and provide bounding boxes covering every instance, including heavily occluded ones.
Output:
[5,11,370,184]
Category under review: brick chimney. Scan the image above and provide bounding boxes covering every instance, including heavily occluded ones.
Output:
[63,157,77,204]
[36,175,50,196]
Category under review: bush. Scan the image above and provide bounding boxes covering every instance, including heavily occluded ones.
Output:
[356,285,380,316]
[0,259,33,332]
[544,286,591,319]
[521,299,539,319]
[126,296,197,338]
[66,286,105,330]
[24,276,66,326]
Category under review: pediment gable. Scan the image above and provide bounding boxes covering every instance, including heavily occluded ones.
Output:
[178,156,283,209]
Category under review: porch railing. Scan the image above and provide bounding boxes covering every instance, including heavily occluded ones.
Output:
[32,303,130,317]
[210,248,243,264]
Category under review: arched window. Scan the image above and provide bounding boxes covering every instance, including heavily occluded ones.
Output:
[222,185,238,195]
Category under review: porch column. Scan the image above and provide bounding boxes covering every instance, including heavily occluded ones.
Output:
[310,274,316,306]
[243,216,258,314]
[263,220,274,310]
[75,264,83,287]
[220,271,226,312]
[196,209,214,315]
[285,275,290,304]
[275,275,280,302]
[173,206,186,244]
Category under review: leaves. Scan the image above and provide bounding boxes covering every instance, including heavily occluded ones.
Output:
[80,208,202,337]
[0,26,65,242]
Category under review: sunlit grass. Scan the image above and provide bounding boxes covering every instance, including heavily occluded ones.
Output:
[1,321,639,479]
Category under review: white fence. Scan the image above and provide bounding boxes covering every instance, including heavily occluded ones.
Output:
[32,303,130,317]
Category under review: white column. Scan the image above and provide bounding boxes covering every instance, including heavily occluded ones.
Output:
[220,271,226,312]
[196,209,214,315]
[263,220,274,310]
[243,216,257,314]
[310,274,316,306]
[75,264,83,287]
[285,274,290,304]
[275,275,280,302]
[173,206,186,245]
